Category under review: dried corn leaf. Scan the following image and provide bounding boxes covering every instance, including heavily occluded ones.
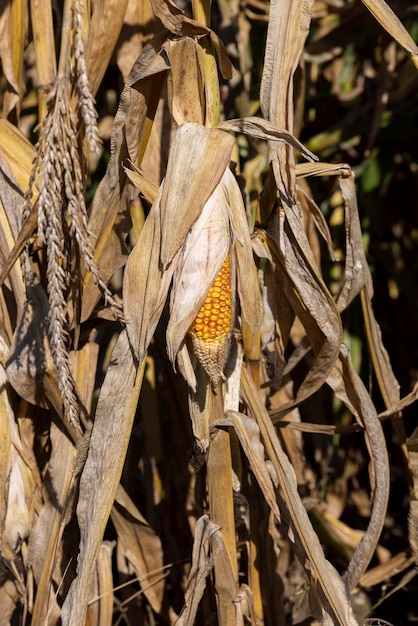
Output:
[0,579,19,625]
[326,346,390,590]
[2,447,33,556]
[124,185,177,362]
[359,550,415,589]
[29,423,77,626]
[30,0,56,120]
[72,336,100,416]
[216,402,357,626]
[166,38,205,126]
[150,0,209,35]
[336,171,372,312]
[123,161,159,205]
[218,117,317,162]
[378,382,418,420]
[61,330,145,626]
[0,117,34,192]
[176,515,220,626]
[361,0,418,68]
[0,0,27,116]
[111,485,165,613]
[0,204,37,294]
[0,154,26,317]
[82,33,170,321]
[257,228,342,419]
[0,360,13,544]
[260,0,314,196]
[296,183,337,263]
[150,0,234,78]
[85,0,130,96]
[87,542,114,626]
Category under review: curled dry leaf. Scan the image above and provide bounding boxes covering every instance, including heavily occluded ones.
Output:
[218,116,318,163]
[111,485,165,614]
[176,515,220,626]
[326,346,390,590]
[254,228,342,419]
[7,283,65,419]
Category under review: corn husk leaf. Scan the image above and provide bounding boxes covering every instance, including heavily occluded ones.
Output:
[165,38,205,126]
[160,122,235,267]
[124,122,236,365]
[166,183,231,364]
[223,167,263,335]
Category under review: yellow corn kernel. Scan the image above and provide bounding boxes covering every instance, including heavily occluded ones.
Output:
[188,255,232,385]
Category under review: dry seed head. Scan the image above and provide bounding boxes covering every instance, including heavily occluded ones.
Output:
[189,255,232,385]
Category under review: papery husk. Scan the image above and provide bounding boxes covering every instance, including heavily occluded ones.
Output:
[166,182,231,381]
[167,165,263,388]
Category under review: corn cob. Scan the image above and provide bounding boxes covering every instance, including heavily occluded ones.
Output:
[188,254,232,385]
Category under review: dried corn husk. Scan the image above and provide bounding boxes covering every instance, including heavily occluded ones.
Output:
[167,165,262,388]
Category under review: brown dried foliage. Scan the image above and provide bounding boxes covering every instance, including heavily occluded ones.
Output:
[0,0,417,625]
